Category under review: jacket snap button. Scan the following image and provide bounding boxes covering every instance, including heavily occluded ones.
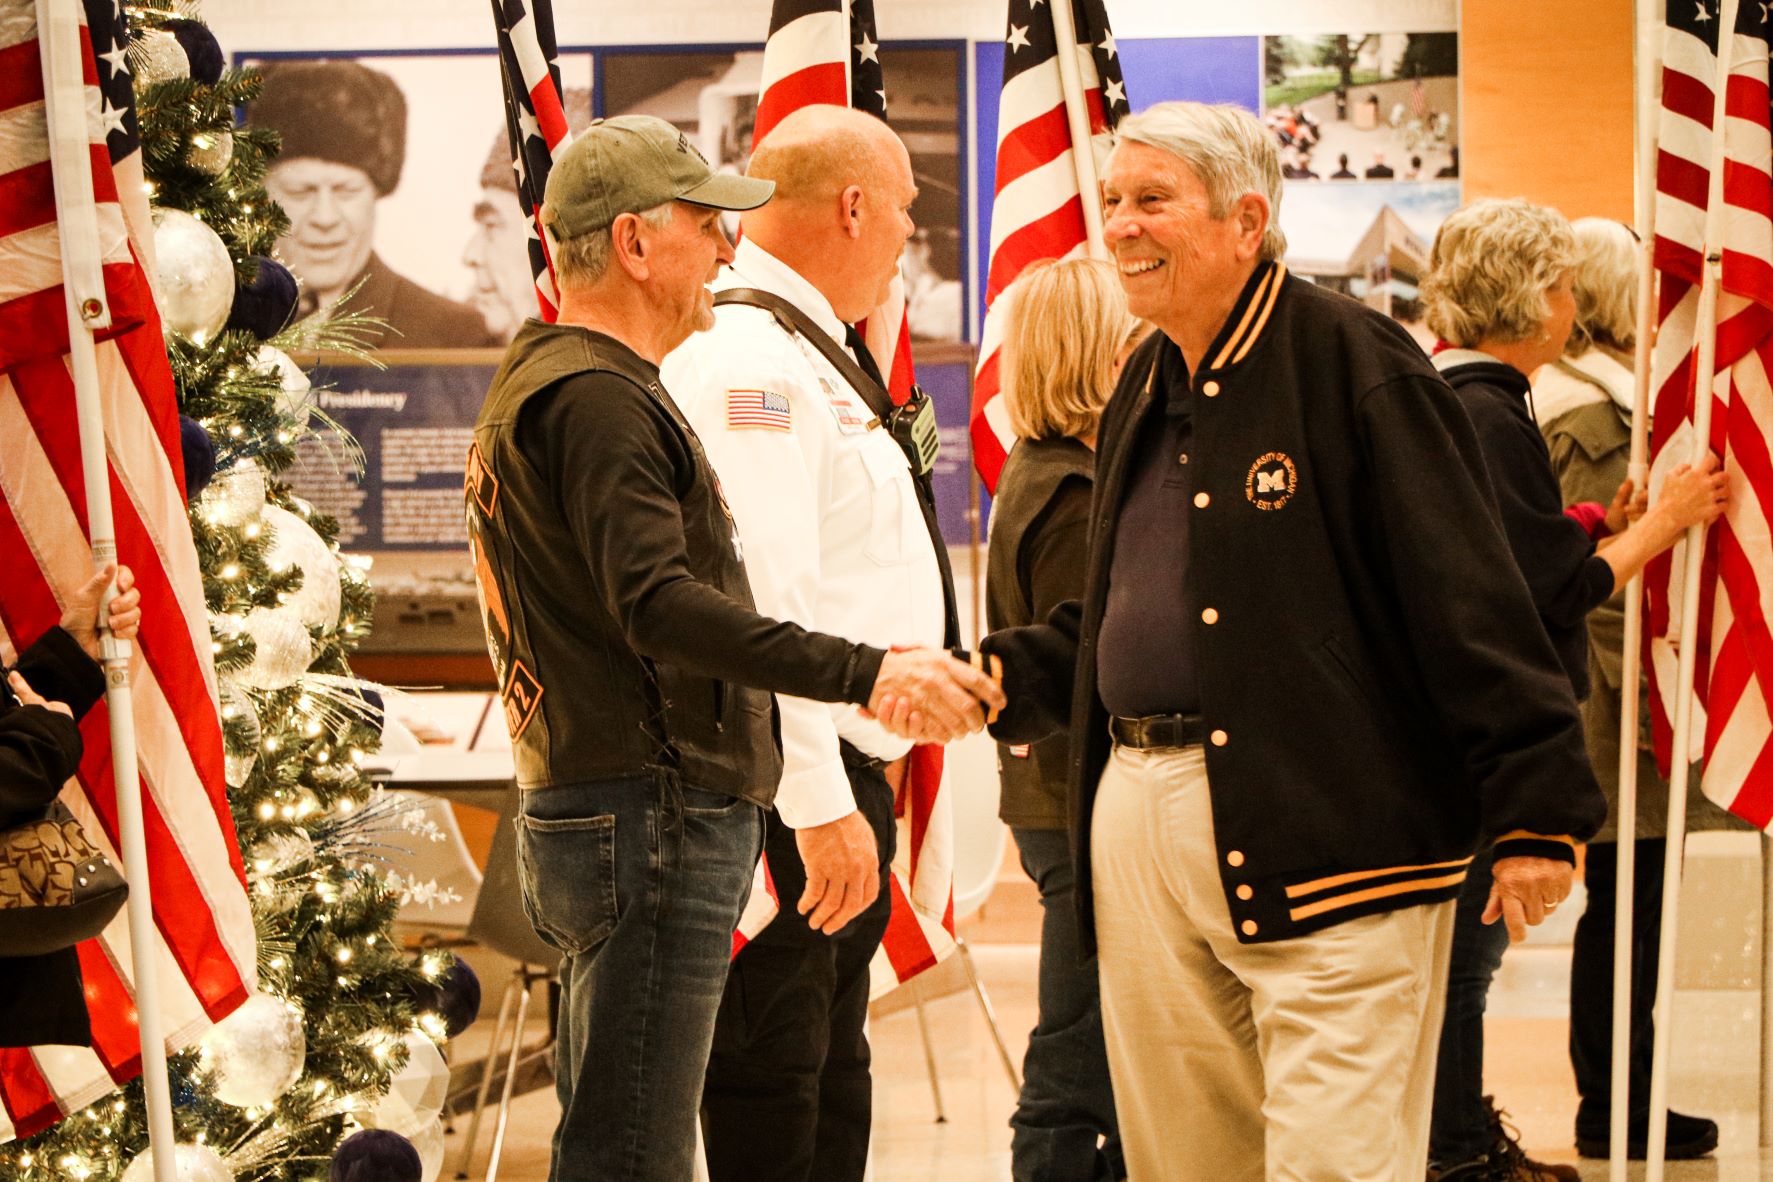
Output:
[1236,884,1253,900]
[1210,729,1228,746]
[1241,919,1258,936]
[1193,491,1210,509]
[1201,607,1219,624]
[1203,381,1221,397]
[1227,850,1245,867]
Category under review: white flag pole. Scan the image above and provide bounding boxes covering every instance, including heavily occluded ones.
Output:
[1612,0,1663,1174]
[35,2,178,1179]
[1047,0,1109,260]
[1644,0,1739,1176]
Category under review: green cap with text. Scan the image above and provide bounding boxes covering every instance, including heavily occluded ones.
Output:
[540,115,774,238]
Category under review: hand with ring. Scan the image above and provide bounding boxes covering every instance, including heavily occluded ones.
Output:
[1483,854,1574,942]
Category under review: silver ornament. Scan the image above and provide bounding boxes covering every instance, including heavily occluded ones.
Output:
[235,608,313,691]
[188,128,235,176]
[361,1032,450,1137]
[246,828,314,879]
[261,504,340,630]
[198,458,268,527]
[218,681,261,788]
[120,1143,232,1182]
[254,346,314,430]
[410,1118,446,1182]
[153,208,234,343]
[199,993,307,1108]
[133,30,191,87]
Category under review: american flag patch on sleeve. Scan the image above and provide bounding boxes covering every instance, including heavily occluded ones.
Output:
[727,388,793,431]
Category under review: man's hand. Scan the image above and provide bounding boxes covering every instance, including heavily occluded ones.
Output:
[8,671,73,719]
[1482,855,1574,943]
[58,564,141,660]
[795,809,880,935]
[866,647,1006,743]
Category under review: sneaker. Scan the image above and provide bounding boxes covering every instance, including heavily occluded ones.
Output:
[1574,1108,1720,1159]
[1484,1096,1581,1181]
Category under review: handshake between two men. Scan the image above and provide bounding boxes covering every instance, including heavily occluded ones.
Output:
[790,646,1006,937]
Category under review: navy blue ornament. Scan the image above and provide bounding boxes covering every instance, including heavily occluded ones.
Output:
[414,954,481,1040]
[225,257,299,340]
[330,1128,421,1182]
[163,20,224,86]
[179,415,216,502]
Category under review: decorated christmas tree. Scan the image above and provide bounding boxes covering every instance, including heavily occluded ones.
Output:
[3,5,472,1180]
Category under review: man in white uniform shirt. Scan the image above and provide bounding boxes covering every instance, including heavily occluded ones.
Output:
[661,104,955,1182]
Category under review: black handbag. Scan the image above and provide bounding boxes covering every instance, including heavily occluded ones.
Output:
[0,801,128,957]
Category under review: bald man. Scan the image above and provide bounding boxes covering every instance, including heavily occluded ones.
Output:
[662,105,956,1182]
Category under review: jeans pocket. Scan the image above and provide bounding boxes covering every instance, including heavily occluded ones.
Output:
[680,787,746,817]
[514,811,620,954]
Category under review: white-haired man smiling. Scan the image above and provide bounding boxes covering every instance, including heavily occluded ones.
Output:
[965,101,1608,1179]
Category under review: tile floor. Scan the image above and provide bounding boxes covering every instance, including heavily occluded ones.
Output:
[440,832,1773,1181]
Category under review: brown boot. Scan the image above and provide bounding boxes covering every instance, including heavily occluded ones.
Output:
[1485,1096,1580,1182]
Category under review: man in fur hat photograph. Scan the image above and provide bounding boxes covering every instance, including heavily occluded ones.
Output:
[253,59,501,349]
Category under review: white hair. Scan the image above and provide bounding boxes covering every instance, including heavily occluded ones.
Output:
[1566,217,1638,356]
[548,202,675,289]
[1113,101,1288,261]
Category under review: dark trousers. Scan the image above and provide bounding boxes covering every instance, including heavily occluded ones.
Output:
[1008,827,1123,1182]
[701,757,896,1182]
[515,777,763,1182]
[1429,849,1511,1164]
[1569,839,1667,1135]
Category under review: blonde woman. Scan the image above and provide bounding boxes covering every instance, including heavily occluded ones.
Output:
[988,257,1144,1182]
[1421,199,1728,1180]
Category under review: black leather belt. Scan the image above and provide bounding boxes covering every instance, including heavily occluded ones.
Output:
[1110,713,1208,750]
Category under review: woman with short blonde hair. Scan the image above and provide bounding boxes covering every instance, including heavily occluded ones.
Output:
[1001,258,1138,442]
[987,254,1144,1181]
[1422,197,1577,350]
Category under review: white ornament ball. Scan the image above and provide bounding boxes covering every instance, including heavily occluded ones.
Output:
[188,128,235,176]
[410,1118,446,1182]
[199,993,307,1108]
[254,346,315,430]
[198,458,268,527]
[120,1142,232,1182]
[261,504,341,630]
[133,30,191,87]
[361,1032,450,1138]
[153,208,234,343]
[235,608,313,691]
[218,681,261,789]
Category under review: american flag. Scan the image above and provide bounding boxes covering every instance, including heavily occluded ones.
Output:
[0,0,255,1141]
[726,388,793,431]
[971,0,1127,492]
[1644,0,1773,826]
[736,0,957,997]
[490,0,572,322]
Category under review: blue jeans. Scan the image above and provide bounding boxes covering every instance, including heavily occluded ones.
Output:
[1009,827,1123,1182]
[515,775,763,1182]
[1428,849,1510,1164]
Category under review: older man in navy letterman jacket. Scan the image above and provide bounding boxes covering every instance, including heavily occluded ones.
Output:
[966,103,1605,1181]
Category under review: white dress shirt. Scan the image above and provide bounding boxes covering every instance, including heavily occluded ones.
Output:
[661,240,946,828]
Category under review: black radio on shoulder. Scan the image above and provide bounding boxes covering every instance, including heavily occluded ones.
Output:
[889,387,940,477]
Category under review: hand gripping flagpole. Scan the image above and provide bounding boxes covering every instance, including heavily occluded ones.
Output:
[1611,1,1662,1175]
[35,1,178,1179]
[1046,0,1109,261]
[1644,1,1739,1176]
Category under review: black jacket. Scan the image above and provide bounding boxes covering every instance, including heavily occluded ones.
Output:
[987,437,1093,830]
[983,262,1606,949]
[0,626,106,1047]
[468,320,885,803]
[355,254,501,350]
[1437,354,1615,700]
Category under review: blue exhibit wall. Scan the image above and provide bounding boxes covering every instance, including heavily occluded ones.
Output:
[972,36,1262,328]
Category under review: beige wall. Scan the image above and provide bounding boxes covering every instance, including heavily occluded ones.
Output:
[1462,0,1636,222]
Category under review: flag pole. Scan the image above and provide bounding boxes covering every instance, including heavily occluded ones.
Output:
[1046,0,1108,260]
[1644,0,1739,1175]
[1612,0,1663,1173]
[36,1,178,1179]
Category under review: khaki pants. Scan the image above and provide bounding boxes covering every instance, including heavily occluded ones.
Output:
[1091,745,1455,1182]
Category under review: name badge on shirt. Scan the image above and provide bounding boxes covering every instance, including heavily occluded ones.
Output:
[813,373,877,436]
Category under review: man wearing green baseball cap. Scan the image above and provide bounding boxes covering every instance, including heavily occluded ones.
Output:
[466,115,1005,1182]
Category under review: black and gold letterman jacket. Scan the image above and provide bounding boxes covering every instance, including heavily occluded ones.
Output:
[982,261,1606,948]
